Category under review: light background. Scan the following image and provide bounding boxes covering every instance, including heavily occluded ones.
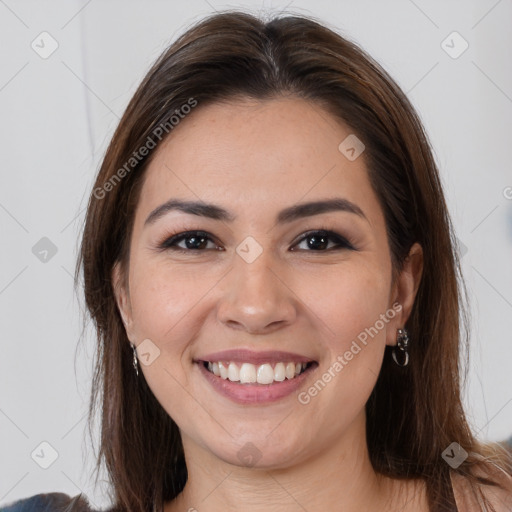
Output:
[1,0,511,508]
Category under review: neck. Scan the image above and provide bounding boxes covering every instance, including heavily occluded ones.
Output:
[165,412,400,512]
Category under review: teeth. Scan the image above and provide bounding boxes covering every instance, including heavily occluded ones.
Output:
[285,362,295,379]
[228,362,239,381]
[218,361,229,379]
[205,360,310,384]
[274,362,286,381]
[257,363,274,384]
[239,363,257,384]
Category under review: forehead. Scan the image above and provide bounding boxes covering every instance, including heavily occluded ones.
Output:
[135,97,380,227]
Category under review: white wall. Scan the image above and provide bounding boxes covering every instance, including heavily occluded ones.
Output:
[1,0,511,508]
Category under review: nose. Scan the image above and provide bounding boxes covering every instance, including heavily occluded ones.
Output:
[215,249,297,334]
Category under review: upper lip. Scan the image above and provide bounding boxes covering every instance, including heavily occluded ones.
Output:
[195,349,316,365]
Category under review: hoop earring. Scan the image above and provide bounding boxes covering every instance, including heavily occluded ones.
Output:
[131,343,139,377]
[392,328,409,367]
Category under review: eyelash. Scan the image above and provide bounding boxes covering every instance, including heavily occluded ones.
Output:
[157,228,356,253]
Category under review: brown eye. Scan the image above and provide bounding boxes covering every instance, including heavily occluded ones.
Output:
[160,231,221,251]
[291,230,354,251]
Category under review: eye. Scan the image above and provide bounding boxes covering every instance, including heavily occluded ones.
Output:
[291,230,354,252]
[157,229,355,254]
[158,231,221,252]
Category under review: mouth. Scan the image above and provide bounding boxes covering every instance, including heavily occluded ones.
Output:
[194,349,318,404]
[201,360,315,384]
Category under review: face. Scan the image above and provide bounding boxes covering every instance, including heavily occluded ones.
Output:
[113,97,421,469]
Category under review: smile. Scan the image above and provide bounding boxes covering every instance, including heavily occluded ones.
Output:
[195,349,318,404]
[204,360,312,384]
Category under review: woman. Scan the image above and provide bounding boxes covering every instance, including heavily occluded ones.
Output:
[3,10,512,512]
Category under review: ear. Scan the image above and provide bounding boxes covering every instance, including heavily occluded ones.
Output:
[112,261,136,342]
[386,242,423,347]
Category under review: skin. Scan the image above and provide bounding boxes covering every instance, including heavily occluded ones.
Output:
[112,96,426,511]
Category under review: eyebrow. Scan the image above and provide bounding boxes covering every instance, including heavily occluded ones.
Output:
[144,197,368,227]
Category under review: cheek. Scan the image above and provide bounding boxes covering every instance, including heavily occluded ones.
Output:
[298,261,392,409]
[128,259,214,344]
[126,262,214,424]
[293,266,391,425]
[297,261,392,350]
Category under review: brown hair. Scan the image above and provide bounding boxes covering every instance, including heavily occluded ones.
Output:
[76,10,512,512]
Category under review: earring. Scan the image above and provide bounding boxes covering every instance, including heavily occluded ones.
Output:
[392,328,409,367]
[131,343,139,376]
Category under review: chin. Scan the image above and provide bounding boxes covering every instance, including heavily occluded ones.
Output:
[204,431,307,470]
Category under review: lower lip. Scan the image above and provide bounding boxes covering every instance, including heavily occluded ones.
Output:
[197,362,315,405]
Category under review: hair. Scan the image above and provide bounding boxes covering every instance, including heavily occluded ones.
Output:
[75,9,512,512]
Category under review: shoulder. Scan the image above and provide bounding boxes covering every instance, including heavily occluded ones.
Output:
[0,492,98,512]
[451,464,512,512]
[477,465,512,512]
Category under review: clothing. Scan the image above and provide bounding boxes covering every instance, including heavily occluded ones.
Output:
[0,492,98,512]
